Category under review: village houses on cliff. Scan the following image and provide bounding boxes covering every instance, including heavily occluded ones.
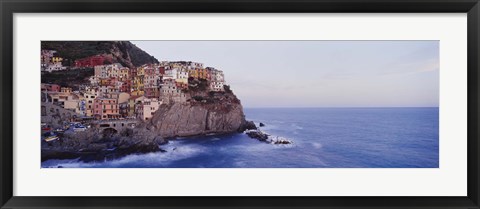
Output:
[41,50,67,72]
[41,57,227,123]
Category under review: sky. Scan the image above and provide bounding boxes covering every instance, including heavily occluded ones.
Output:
[132,41,439,108]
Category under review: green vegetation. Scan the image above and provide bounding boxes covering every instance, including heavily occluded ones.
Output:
[41,41,158,67]
[116,41,159,67]
[192,96,205,101]
[224,85,232,93]
[42,41,111,66]
[41,68,94,89]
[188,78,209,92]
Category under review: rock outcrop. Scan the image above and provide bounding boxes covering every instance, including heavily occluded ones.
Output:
[143,92,251,138]
[41,85,254,162]
[245,130,293,145]
[41,127,167,162]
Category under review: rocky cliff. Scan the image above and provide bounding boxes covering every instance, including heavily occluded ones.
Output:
[41,90,252,162]
[142,91,250,138]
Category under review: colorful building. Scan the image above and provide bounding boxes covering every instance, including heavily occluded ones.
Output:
[119,67,130,81]
[93,98,120,119]
[136,98,161,121]
[106,63,123,78]
[209,68,225,92]
[60,87,72,94]
[41,83,61,92]
[74,54,113,68]
[159,78,187,104]
[94,65,108,78]
[82,92,97,117]
[128,95,144,117]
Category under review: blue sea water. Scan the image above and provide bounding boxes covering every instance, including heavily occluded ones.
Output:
[42,107,439,168]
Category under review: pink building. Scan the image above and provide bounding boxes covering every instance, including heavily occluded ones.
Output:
[93,98,120,120]
[41,84,61,92]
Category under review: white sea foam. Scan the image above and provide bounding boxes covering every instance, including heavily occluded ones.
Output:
[42,142,207,168]
[290,123,303,130]
[311,142,323,149]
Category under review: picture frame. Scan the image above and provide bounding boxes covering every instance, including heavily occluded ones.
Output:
[1,0,479,208]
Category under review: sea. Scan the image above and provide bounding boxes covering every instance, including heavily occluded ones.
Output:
[42,107,439,168]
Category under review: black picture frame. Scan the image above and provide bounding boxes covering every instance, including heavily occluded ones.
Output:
[1,0,479,208]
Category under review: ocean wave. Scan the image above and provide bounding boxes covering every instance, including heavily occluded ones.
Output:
[311,142,323,149]
[291,123,303,130]
[42,143,208,168]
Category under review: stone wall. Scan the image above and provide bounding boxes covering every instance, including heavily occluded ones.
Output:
[41,102,81,128]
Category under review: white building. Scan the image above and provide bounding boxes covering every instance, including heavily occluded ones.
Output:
[41,50,65,72]
[94,65,108,78]
[164,68,178,80]
[159,79,187,104]
[89,76,100,86]
[136,98,161,121]
[99,85,119,96]
[176,67,189,85]
[43,62,66,72]
[106,63,123,78]
[209,69,225,91]
[81,91,97,117]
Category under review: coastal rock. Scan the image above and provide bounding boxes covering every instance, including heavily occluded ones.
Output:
[245,130,293,145]
[113,128,166,155]
[41,127,167,162]
[259,122,265,127]
[242,120,258,130]
[144,94,248,138]
[246,130,269,142]
[273,139,292,144]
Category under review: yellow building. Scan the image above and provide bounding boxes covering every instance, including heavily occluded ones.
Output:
[134,67,145,92]
[131,90,144,97]
[197,68,208,80]
[188,68,209,80]
[189,69,198,79]
[60,87,72,94]
[137,66,145,76]
[119,67,129,81]
[51,57,63,63]
[100,78,110,86]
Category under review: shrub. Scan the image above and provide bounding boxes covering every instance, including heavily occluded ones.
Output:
[224,85,232,93]
[192,96,204,101]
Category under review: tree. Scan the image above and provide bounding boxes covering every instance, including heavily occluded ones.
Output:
[103,59,112,65]
[224,85,232,93]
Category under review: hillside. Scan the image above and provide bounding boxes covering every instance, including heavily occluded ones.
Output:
[41,68,93,90]
[41,41,158,68]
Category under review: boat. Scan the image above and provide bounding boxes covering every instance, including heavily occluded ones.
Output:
[44,135,59,142]
[41,123,51,131]
[42,132,59,142]
[53,128,65,134]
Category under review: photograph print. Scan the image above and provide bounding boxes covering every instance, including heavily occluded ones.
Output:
[40,40,439,168]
